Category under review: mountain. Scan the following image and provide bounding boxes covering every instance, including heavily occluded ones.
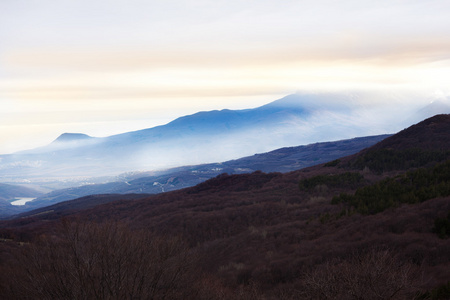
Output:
[0,92,424,184]
[1,114,449,298]
[12,134,389,214]
[52,133,93,144]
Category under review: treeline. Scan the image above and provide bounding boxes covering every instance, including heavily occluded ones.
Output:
[350,148,450,173]
[299,172,364,191]
[332,160,450,215]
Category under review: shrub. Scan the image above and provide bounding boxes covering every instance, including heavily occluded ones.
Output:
[433,211,450,239]
[324,159,341,167]
[350,148,450,173]
[299,172,364,191]
[332,160,450,214]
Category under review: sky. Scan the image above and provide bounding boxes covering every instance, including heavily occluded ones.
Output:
[1,0,450,154]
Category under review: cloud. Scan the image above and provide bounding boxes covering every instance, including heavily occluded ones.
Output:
[2,0,450,65]
[1,0,450,153]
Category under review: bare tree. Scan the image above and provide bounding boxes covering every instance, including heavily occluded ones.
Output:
[302,249,421,300]
[10,220,196,300]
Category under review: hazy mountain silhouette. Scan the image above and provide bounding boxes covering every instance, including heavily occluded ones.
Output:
[0,92,440,185]
[0,93,353,180]
[52,133,93,143]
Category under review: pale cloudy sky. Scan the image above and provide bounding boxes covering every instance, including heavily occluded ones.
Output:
[1,0,450,153]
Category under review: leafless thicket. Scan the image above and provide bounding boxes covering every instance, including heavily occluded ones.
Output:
[8,220,196,300]
[302,249,421,300]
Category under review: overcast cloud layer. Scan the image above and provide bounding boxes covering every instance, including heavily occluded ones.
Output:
[1,0,450,153]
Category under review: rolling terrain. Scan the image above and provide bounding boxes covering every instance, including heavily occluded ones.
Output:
[1,114,449,299]
[12,134,389,216]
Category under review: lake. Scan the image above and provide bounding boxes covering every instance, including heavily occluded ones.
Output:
[10,197,35,206]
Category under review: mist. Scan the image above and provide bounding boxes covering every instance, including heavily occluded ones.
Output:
[1,91,447,193]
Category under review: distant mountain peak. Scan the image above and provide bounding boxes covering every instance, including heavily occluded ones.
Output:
[53,133,93,143]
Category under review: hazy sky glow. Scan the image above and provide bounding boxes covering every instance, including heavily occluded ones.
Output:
[1,0,450,153]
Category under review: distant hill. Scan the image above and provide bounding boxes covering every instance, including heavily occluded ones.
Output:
[14,134,389,215]
[52,133,93,143]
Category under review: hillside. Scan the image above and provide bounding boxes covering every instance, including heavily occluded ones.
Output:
[367,114,450,151]
[346,114,450,173]
[0,115,449,299]
[13,134,389,216]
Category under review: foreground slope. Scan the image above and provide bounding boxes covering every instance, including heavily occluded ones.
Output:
[1,114,449,299]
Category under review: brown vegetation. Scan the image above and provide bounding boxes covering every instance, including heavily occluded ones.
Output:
[302,249,422,299]
[2,220,198,299]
